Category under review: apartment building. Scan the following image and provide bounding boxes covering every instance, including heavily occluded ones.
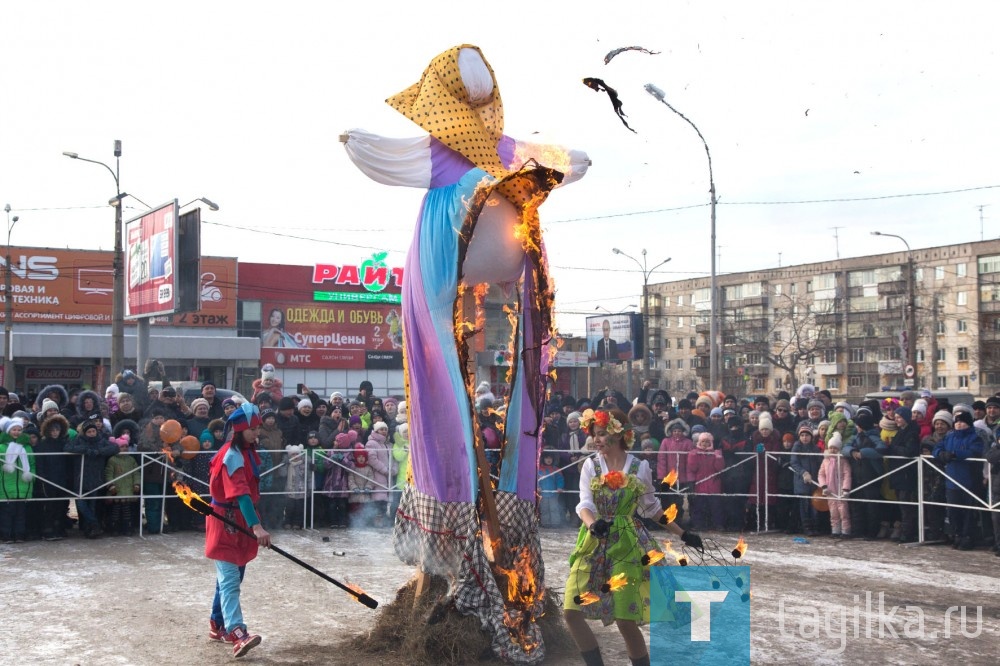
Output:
[644,239,1000,401]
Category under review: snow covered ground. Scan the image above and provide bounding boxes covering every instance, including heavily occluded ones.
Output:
[1,526,997,665]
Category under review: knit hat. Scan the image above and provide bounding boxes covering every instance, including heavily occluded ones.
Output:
[334,431,357,448]
[330,391,344,401]
[797,421,814,435]
[955,410,974,427]
[894,406,913,424]
[775,399,791,412]
[987,396,1000,409]
[306,430,319,441]
[758,413,774,432]
[278,396,296,411]
[202,380,216,389]
[349,415,362,426]
[372,421,389,434]
[690,425,706,435]
[261,363,275,381]
[297,398,313,412]
[190,398,210,413]
[222,398,237,410]
[912,399,928,415]
[932,410,954,427]
[4,418,24,434]
[826,432,843,451]
[834,401,853,416]
[695,396,713,411]
[677,399,692,410]
[900,390,919,402]
[807,399,825,412]
[854,408,875,430]
[709,407,723,418]
[353,443,368,463]
[40,399,60,415]
[953,403,973,415]
[782,433,795,443]
[566,411,582,424]
[226,403,262,434]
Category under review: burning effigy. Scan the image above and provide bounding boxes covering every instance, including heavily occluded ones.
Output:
[342,45,589,664]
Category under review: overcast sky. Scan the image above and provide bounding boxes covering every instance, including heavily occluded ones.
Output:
[3,1,999,335]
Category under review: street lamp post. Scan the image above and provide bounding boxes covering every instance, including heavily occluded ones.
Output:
[871,231,917,384]
[3,204,19,391]
[63,141,125,382]
[645,83,719,389]
[611,248,671,384]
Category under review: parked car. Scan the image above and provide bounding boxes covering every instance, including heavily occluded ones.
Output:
[146,381,247,405]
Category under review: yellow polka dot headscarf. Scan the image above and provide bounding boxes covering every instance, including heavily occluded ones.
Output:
[386,44,507,179]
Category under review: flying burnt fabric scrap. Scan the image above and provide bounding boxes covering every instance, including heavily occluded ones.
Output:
[604,45,660,65]
[582,77,636,133]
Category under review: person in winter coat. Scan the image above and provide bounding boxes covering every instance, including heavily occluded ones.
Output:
[748,413,782,530]
[919,410,952,541]
[842,408,885,540]
[933,410,985,550]
[275,397,301,448]
[33,384,70,422]
[117,370,151,414]
[887,406,922,543]
[985,430,1000,557]
[34,414,73,540]
[364,421,391,527]
[296,399,321,446]
[390,421,409,520]
[538,451,565,527]
[324,430,357,529]
[789,422,822,536]
[818,433,852,538]
[104,432,140,535]
[719,417,751,531]
[0,419,35,542]
[72,390,105,429]
[283,444,308,529]
[658,418,693,526]
[64,417,119,538]
[250,363,284,404]
[348,445,378,525]
[111,392,144,426]
[687,432,725,530]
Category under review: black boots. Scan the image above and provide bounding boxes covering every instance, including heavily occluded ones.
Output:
[581,647,604,666]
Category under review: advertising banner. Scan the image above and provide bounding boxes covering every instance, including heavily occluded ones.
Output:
[259,301,404,370]
[586,313,637,362]
[125,200,179,318]
[0,247,236,327]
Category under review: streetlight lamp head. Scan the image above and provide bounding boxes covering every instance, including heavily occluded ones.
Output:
[62,151,79,159]
[644,83,666,101]
[200,197,220,212]
[3,204,9,214]
[870,231,882,236]
[612,248,622,254]
[11,216,18,223]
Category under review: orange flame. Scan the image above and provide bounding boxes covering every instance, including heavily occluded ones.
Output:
[644,550,665,566]
[662,469,678,488]
[346,582,369,604]
[663,504,678,524]
[732,536,748,559]
[161,446,176,465]
[577,591,600,605]
[606,572,628,592]
[172,481,207,509]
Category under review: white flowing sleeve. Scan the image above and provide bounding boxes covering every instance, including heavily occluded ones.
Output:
[340,128,432,188]
[509,139,591,186]
[575,455,599,517]
[636,459,663,519]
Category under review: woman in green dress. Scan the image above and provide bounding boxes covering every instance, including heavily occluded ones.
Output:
[563,407,703,666]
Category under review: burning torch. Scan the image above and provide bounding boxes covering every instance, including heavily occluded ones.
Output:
[174,482,377,609]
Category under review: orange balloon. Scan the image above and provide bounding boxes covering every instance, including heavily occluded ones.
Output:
[179,435,200,460]
[160,419,183,444]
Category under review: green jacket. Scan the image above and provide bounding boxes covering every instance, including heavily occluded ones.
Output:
[0,434,36,499]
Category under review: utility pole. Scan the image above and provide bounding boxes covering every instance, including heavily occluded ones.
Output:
[980,205,989,241]
[871,232,917,383]
[830,226,843,259]
[3,204,19,391]
[929,296,939,389]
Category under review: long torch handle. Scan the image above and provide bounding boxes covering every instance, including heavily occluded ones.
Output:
[189,500,378,609]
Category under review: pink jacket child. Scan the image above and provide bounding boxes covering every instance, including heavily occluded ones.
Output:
[817,433,853,537]
[687,441,725,495]
[658,418,693,484]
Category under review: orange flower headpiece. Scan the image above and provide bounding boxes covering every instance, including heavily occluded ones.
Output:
[580,408,633,444]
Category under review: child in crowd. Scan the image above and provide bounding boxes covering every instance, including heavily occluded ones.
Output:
[305,431,326,526]
[538,451,565,527]
[790,423,822,537]
[818,433,852,538]
[324,431,357,528]
[65,418,119,538]
[348,445,377,526]
[748,413,782,531]
[686,432,724,530]
[659,419,692,526]
[364,422,391,527]
[777,433,799,533]
[1,418,35,543]
[104,433,140,536]
[283,444,307,529]
[390,417,409,520]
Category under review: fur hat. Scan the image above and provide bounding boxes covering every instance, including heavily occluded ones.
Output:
[758,413,774,432]
[628,403,652,428]
[666,418,689,435]
[261,363,275,381]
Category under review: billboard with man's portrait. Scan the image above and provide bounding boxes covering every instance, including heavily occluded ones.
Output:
[586,313,642,363]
